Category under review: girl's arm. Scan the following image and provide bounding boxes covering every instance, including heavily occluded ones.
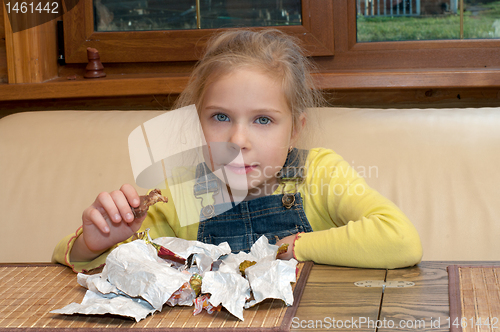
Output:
[294,148,422,269]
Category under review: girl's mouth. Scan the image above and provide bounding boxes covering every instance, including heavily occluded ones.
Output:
[225,164,257,175]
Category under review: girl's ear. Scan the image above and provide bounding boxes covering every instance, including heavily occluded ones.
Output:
[290,113,307,146]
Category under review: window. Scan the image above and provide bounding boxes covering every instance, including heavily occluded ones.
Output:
[94,0,302,31]
[313,1,500,74]
[58,0,499,90]
[63,0,334,63]
[356,0,500,42]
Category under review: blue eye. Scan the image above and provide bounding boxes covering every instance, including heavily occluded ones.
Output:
[215,113,229,122]
[256,117,271,125]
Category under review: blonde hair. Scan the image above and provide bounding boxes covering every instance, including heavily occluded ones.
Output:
[174,29,323,138]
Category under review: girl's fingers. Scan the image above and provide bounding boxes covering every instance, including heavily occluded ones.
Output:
[87,207,111,233]
[96,191,122,224]
[87,185,141,237]
[109,190,135,223]
[120,184,141,208]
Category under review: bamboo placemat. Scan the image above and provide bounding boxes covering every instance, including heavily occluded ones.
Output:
[448,265,500,332]
[0,261,312,331]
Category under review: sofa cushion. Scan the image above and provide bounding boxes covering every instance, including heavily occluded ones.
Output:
[1,108,499,262]
[304,107,500,261]
[0,111,163,263]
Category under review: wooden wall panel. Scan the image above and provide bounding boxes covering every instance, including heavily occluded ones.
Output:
[3,11,58,83]
[1,88,499,120]
[0,2,7,83]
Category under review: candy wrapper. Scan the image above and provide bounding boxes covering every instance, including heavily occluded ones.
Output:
[50,288,156,322]
[166,282,196,306]
[134,229,186,265]
[243,258,297,308]
[193,294,221,315]
[52,232,297,322]
[101,240,191,310]
[202,270,251,320]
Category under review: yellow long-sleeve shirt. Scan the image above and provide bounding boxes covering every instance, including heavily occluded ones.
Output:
[52,147,422,272]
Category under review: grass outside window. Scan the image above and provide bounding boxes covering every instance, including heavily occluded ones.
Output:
[357,0,500,41]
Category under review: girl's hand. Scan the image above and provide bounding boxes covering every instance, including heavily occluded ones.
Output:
[80,184,146,254]
[276,234,296,260]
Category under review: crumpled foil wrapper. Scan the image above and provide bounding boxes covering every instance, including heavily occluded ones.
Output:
[153,237,231,262]
[101,240,191,310]
[50,287,156,321]
[78,272,119,295]
[202,271,251,321]
[51,235,297,322]
[244,259,297,308]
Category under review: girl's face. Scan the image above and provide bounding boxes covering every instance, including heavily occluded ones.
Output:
[199,67,299,198]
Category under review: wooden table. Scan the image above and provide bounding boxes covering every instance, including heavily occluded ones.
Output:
[292,261,452,332]
[1,262,497,331]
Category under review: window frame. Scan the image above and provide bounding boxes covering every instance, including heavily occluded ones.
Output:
[324,1,500,72]
[62,0,334,63]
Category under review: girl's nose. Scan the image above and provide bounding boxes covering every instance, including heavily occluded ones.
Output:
[228,124,251,150]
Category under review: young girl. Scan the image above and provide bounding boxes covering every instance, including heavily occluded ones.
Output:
[53,29,422,273]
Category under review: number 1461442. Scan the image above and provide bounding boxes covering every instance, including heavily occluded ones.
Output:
[5,2,59,14]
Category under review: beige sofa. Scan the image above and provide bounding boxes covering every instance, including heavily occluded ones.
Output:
[1,108,499,264]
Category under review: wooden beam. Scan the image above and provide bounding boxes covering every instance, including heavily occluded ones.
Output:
[1,69,500,102]
[0,74,190,100]
[3,6,58,83]
[0,2,7,83]
[314,69,500,90]
[2,88,500,118]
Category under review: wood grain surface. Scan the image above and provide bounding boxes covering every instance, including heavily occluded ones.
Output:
[448,265,500,332]
[378,262,450,331]
[380,262,500,332]
[0,2,7,83]
[292,265,385,332]
[4,262,500,332]
[2,88,500,118]
[3,14,58,84]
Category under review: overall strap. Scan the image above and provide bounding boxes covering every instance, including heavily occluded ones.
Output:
[193,162,220,218]
[278,148,309,181]
[193,162,220,197]
[278,148,309,208]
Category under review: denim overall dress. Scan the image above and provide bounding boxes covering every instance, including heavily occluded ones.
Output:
[194,148,313,253]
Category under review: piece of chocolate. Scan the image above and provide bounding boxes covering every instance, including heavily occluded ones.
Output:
[276,243,289,257]
[239,260,257,277]
[189,274,203,297]
[132,189,168,218]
